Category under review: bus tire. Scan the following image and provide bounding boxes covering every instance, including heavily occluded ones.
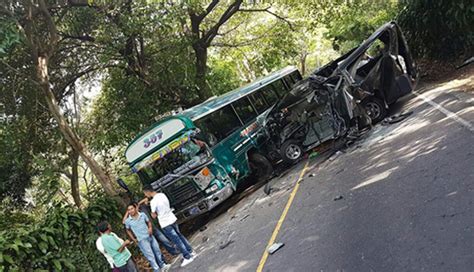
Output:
[249,153,273,182]
[280,140,303,164]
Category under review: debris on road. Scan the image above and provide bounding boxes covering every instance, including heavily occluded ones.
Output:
[264,183,281,195]
[218,231,235,250]
[219,240,234,250]
[240,214,250,221]
[333,195,344,201]
[309,151,320,159]
[456,56,473,69]
[382,111,413,125]
[199,226,207,232]
[267,242,285,254]
[264,183,273,195]
[329,151,344,161]
[308,173,316,177]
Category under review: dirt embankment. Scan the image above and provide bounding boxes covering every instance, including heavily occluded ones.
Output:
[417,57,474,92]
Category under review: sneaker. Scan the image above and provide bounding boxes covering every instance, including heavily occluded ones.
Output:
[180,256,195,267]
[161,264,171,272]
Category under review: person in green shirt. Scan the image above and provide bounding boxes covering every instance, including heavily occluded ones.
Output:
[97,221,137,272]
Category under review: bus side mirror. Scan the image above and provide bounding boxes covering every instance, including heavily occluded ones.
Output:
[116,178,130,192]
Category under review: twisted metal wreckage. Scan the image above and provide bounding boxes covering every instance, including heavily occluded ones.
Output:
[262,22,418,163]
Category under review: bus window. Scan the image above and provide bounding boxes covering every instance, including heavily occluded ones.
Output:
[290,70,302,82]
[232,97,257,124]
[261,86,279,105]
[195,105,241,142]
[250,91,269,114]
[283,71,302,89]
[271,80,287,98]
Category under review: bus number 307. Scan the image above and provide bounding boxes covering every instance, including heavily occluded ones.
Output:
[143,130,164,148]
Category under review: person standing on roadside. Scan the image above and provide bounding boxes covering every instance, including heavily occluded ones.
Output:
[96,230,121,272]
[143,185,196,267]
[97,221,137,272]
[124,202,170,272]
[123,198,180,257]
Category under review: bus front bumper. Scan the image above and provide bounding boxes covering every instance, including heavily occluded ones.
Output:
[176,183,234,222]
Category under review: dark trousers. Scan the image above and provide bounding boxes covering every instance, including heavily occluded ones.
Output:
[117,258,137,272]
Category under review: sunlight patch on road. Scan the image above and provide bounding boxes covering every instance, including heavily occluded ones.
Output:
[413,91,474,132]
[436,106,474,126]
[351,167,397,190]
[214,260,250,272]
[379,120,431,144]
[424,77,474,96]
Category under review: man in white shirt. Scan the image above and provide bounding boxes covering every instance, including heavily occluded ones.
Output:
[96,231,124,272]
[143,185,196,267]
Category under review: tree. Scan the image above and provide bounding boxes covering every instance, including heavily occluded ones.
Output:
[187,0,244,99]
[398,0,473,59]
[186,1,296,100]
[1,0,119,197]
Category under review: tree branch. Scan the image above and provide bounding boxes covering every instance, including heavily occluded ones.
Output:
[211,32,268,48]
[59,32,96,42]
[61,170,73,180]
[55,64,123,98]
[66,0,93,7]
[239,7,294,31]
[0,59,41,88]
[189,0,220,25]
[202,0,243,46]
[217,20,244,36]
[38,0,59,54]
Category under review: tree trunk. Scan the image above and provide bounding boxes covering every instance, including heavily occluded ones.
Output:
[300,50,308,76]
[193,43,212,100]
[35,55,119,198]
[69,151,82,208]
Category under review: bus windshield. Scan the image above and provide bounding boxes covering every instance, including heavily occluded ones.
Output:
[138,139,204,184]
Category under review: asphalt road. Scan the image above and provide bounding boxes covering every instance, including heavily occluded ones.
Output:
[172,73,474,272]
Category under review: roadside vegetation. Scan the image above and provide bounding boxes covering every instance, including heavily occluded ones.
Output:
[0,0,472,270]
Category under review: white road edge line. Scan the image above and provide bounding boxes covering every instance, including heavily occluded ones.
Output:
[413,91,474,132]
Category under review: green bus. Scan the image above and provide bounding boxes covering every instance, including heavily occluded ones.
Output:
[124,66,302,221]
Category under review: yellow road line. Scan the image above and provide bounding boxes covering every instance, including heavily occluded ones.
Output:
[256,160,310,272]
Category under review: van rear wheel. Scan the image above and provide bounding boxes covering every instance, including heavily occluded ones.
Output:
[363,97,387,124]
[249,153,273,182]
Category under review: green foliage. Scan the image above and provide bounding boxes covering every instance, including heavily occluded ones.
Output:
[2,1,472,269]
[0,197,123,271]
[0,18,20,56]
[323,1,399,53]
[0,119,38,204]
[398,0,474,59]
[206,60,240,96]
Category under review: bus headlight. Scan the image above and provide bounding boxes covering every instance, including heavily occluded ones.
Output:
[194,167,214,189]
[205,184,219,194]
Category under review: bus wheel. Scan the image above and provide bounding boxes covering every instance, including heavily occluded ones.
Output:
[249,153,273,182]
[280,140,303,164]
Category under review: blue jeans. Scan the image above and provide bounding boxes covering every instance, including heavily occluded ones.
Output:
[138,236,166,271]
[162,223,193,259]
[153,227,179,255]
